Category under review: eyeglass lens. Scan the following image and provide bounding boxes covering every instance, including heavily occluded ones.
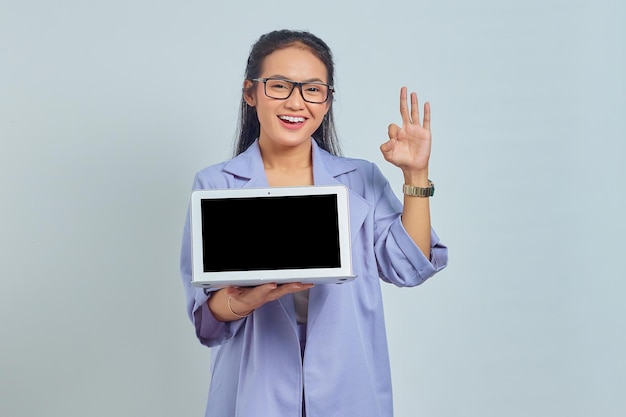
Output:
[263,79,329,103]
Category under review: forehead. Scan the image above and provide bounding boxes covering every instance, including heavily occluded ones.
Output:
[260,45,328,82]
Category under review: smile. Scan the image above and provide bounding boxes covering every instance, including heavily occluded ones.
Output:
[278,115,306,123]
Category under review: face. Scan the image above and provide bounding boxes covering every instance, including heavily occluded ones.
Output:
[243,45,331,152]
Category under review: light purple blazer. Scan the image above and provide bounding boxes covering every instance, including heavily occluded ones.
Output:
[180,139,448,417]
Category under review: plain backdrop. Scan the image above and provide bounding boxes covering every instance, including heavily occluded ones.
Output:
[1,0,625,416]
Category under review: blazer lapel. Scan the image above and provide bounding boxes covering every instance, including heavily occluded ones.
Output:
[222,141,269,188]
[311,142,371,243]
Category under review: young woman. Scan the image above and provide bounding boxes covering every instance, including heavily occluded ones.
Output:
[180,29,448,417]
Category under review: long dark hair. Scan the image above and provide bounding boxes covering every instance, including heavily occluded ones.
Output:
[234,30,341,156]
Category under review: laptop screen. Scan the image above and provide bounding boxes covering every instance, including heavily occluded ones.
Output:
[201,194,341,272]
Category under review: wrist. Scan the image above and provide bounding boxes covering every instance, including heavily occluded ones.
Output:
[207,289,253,322]
[227,296,253,319]
[402,170,429,186]
[403,180,435,197]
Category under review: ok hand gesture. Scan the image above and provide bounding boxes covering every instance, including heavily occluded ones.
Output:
[380,87,432,176]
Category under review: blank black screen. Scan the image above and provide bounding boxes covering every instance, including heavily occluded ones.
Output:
[201,194,341,272]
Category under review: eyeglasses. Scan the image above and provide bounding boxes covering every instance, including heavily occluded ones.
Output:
[253,77,333,104]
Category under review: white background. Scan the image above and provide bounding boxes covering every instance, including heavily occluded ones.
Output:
[1,0,625,416]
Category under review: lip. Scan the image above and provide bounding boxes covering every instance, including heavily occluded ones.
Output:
[277,115,308,130]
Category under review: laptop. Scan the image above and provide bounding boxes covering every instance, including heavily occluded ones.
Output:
[189,185,356,288]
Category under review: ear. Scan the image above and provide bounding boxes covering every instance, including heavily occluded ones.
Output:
[322,100,331,117]
[243,79,256,107]
[322,89,334,116]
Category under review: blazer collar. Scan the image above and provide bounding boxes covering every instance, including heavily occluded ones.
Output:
[222,139,357,187]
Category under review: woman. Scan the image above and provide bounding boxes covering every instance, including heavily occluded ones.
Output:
[180,29,448,417]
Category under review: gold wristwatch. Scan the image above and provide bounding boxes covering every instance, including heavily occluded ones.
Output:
[403,180,435,197]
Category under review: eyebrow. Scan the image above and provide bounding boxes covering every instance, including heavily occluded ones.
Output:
[265,74,327,83]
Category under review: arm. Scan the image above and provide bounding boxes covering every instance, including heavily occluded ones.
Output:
[380,87,433,259]
[371,164,447,287]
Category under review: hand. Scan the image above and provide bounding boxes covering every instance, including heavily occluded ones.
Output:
[220,282,314,318]
[380,87,432,176]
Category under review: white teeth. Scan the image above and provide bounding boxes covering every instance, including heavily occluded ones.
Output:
[279,115,305,123]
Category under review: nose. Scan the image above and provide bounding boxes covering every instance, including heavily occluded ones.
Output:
[284,85,305,109]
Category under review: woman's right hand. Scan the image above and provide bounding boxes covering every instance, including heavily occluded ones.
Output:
[208,283,314,322]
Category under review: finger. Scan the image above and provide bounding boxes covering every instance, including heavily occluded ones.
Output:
[388,123,400,139]
[229,283,276,301]
[423,101,431,131]
[225,286,244,296]
[291,283,315,292]
[278,282,314,294]
[266,283,312,301]
[399,87,410,126]
[254,283,280,298]
[380,140,392,154]
[410,92,420,126]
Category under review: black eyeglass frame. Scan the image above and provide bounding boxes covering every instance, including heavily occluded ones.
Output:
[252,77,334,104]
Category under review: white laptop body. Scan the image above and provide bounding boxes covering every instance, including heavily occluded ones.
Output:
[190,185,356,288]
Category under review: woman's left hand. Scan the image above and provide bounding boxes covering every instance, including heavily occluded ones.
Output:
[380,87,431,175]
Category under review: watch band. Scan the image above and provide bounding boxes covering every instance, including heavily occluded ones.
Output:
[403,180,435,197]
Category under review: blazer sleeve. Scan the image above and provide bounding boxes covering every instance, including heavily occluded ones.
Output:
[370,164,448,286]
[179,174,246,347]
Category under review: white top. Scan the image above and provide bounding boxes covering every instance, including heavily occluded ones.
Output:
[294,289,310,325]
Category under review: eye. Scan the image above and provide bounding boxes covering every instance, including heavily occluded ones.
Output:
[267,79,291,90]
[303,83,327,97]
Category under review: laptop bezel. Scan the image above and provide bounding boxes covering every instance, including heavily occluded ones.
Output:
[190,185,355,288]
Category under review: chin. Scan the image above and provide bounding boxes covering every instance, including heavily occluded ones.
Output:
[284,137,314,147]
[262,135,313,149]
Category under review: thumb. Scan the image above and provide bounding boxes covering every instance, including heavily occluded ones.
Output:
[380,138,394,154]
[388,123,400,140]
[382,123,400,154]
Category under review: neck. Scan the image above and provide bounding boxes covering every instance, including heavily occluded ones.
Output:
[258,138,313,171]
[258,138,314,187]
